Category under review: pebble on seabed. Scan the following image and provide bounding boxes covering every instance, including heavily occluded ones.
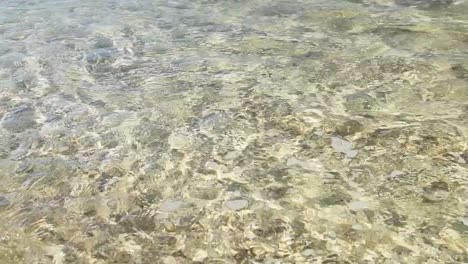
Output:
[160,200,184,212]
[225,199,249,211]
[93,37,114,49]
[331,136,358,158]
[0,196,10,208]
[1,106,37,133]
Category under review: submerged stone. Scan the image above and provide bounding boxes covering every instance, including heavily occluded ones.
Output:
[371,27,427,50]
[348,200,369,211]
[344,92,377,112]
[286,157,322,171]
[331,136,358,158]
[451,64,468,79]
[424,180,449,192]
[422,180,450,203]
[94,37,114,49]
[225,199,249,211]
[86,49,114,64]
[265,186,289,199]
[199,111,231,132]
[461,216,468,227]
[0,196,10,208]
[318,192,352,206]
[2,106,37,133]
[301,249,315,257]
[395,0,455,9]
[387,170,407,180]
[191,249,208,262]
[160,200,184,212]
[258,2,301,16]
[168,133,191,150]
[191,187,219,200]
[335,120,364,136]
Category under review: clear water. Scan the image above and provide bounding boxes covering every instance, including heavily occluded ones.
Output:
[0,0,467,263]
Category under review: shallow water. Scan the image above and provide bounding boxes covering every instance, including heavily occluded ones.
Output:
[0,0,467,263]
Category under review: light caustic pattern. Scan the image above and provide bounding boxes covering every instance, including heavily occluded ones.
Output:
[0,0,467,263]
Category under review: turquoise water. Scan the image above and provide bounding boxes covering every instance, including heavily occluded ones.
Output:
[0,0,467,263]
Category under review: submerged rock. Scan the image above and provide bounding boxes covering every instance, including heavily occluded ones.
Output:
[348,200,369,211]
[199,111,231,132]
[335,120,364,136]
[225,199,249,211]
[451,64,468,80]
[2,106,37,133]
[331,136,358,158]
[94,36,114,49]
[191,187,219,200]
[0,196,10,208]
[395,0,455,9]
[257,2,301,16]
[424,180,449,192]
[191,249,208,262]
[371,27,428,50]
[160,200,184,212]
[344,92,377,112]
[461,216,468,227]
[317,192,352,206]
[168,133,191,150]
[387,170,407,180]
[422,180,450,203]
[286,157,322,171]
[86,50,114,64]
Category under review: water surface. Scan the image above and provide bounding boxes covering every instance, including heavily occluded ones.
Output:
[0,0,467,263]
